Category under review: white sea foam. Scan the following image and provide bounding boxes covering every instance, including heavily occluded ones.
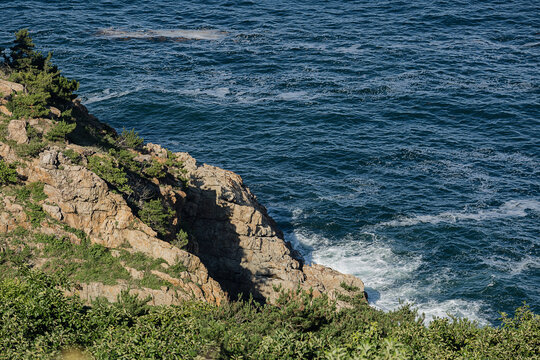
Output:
[378,199,540,227]
[286,228,488,324]
[98,28,226,40]
[414,299,488,325]
[183,87,231,98]
[483,255,540,276]
[83,87,142,104]
[276,91,309,101]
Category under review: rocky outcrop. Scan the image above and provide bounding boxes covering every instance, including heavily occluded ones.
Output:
[0,83,365,307]
[173,150,365,304]
[25,148,225,304]
[0,79,24,96]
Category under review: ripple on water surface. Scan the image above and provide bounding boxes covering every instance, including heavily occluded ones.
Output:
[2,0,539,324]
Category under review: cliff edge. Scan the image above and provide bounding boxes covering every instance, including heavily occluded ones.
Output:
[0,77,365,306]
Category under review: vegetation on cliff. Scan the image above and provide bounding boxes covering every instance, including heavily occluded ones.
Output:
[0,30,538,359]
[0,269,538,359]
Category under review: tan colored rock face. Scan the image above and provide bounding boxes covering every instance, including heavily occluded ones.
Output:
[7,120,28,144]
[176,151,365,304]
[15,147,227,305]
[0,93,365,307]
[0,79,24,96]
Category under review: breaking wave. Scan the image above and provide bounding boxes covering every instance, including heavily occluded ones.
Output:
[97,28,227,40]
[378,199,540,227]
[286,228,489,324]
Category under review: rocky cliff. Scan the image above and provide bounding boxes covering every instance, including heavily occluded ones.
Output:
[0,78,365,306]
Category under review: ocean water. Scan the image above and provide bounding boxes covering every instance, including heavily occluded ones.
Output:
[2,0,538,325]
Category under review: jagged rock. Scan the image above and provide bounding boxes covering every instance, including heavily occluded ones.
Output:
[49,106,61,118]
[177,152,365,304]
[7,119,28,144]
[0,105,11,116]
[22,148,226,305]
[0,79,24,96]
[42,203,63,221]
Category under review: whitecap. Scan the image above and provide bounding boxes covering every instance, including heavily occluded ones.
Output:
[286,229,490,324]
[482,255,540,276]
[82,87,141,104]
[276,91,310,101]
[97,28,226,41]
[414,299,489,325]
[378,199,540,227]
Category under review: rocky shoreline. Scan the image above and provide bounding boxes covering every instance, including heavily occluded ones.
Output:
[0,78,365,307]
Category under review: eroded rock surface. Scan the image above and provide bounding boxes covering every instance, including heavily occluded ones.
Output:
[174,150,365,304]
[0,90,365,307]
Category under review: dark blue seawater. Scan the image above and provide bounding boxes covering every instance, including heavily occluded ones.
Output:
[3,0,539,325]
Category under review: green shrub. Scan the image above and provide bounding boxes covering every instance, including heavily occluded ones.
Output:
[62,148,81,164]
[173,229,189,249]
[45,120,76,142]
[87,155,132,194]
[13,139,45,158]
[0,269,538,359]
[7,29,79,107]
[118,128,144,150]
[0,159,18,184]
[138,199,174,237]
[108,148,140,172]
[143,159,165,179]
[6,92,50,119]
[25,203,46,227]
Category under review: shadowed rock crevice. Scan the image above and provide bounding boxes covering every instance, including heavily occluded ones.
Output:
[177,152,366,305]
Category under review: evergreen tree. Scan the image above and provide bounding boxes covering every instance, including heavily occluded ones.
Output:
[5,29,79,116]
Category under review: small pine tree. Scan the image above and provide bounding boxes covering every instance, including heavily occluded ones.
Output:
[0,159,18,185]
[6,29,79,113]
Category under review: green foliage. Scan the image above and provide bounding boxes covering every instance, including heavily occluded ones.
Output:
[165,150,189,187]
[11,124,46,158]
[138,272,169,290]
[0,270,87,359]
[173,229,189,249]
[87,155,132,194]
[45,120,76,142]
[26,182,47,201]
[143,159,165,178]
[118,250,165,272]
[25,203,46,227]
[34,233,130,285]
[108,148,140,172]
[0,270,538,359]
[0,159,18,184]
[138,199,174,237]
[62,148,81,164]
[9,182,48,227]
[13,139,46,158]
[5,29,79,121]
[6,91,50,118]
[118,128,144,150]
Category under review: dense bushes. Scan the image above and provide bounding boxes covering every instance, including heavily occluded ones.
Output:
[0,270,538,359]
[0,159,17,184]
